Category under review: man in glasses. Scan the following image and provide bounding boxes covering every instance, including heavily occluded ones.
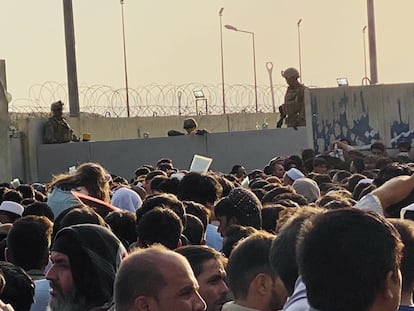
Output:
[43,100,78,144]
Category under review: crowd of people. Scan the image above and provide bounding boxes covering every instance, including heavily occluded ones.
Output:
[1,138,414,311]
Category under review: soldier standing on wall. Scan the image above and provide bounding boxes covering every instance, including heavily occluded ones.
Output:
[43,100,78,144]
[276,67,306,130]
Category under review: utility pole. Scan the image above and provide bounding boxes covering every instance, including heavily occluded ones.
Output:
[367,0,378,84]
[63,0,80,117]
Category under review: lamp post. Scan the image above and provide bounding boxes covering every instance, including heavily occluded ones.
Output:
[362,25,370,85]
[120,0,130,117]
[219,8,226,114]
[225,24,258,113]
[62,0,80,117]
[367,0,378,84]
[297,18,303,83]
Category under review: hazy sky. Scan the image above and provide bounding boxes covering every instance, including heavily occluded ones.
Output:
[1,1,413,104]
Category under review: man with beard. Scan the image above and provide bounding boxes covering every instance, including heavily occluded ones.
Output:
[46,224,127,311]
[176,245,229,311]
[223,232,288,311]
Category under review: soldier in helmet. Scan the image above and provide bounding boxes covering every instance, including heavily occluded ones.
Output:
[43,101,78,144]
[277,67,306,129]
[183,118,209,135]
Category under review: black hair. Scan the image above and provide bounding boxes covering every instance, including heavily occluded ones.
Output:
[176,245,226,277]
[297,208,402,311]
[6,216,53,271]
[0,261,34,311]
[137,193,186,228]
[22,201,54,222]
[388,219,414,294]
[15,185,34,200]
[2,190,23,203]
[177,172,222,206]
[105,210,137,249]
[137,207,183,250]
[183,214,204,245]
[227,232,275,299]
[269,207,323,295]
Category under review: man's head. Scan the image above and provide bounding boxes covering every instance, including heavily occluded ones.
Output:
[312,157,329,174]
[265,157,286,179]
[270,162,285,179]
[50,100,64,119]
[46,224,127,311]
[6,215,53,271]
[137,207,183,250]
[282,168,304,186]
[0,261,34,311]
[178,172,222,209]
[214,188,262,237]
[297,208,403,311]
[281,67,300,87]
[371,141,387,157]
[183,118,198,134]
[388,219,414,302]
[114,245,206,311]
[227,232,287,311]
[0,201,23,224]
[176,245,229,311]
[230,165,247,181]
[269,207,323,295]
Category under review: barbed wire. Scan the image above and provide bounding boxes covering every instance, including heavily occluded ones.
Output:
[9,82,287,117]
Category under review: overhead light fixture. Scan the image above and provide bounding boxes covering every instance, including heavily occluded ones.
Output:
[337,78,349,86]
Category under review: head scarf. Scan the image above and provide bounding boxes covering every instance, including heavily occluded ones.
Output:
[52,224,127,307]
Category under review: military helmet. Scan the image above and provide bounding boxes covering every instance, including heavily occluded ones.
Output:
[281,67,300,79]
[51,100,64,111]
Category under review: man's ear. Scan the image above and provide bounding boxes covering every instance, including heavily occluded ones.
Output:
[253,273,273,296]
[382,270,400,300]
[133,296,152,311]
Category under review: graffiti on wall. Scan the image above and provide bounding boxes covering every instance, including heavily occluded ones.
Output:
[311,90,379,153]
[310,84,414,153]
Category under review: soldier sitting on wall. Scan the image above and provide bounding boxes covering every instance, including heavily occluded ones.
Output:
[167,118,209,136]
[43,101,78,144]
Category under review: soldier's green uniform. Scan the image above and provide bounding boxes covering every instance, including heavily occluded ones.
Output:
[277,67,306,129]
[44,117,74,144]
[283,83,306,128]
[43,100,77,144]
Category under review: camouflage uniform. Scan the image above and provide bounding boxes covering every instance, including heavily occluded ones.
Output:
[283,83,306,128]
[43,117,74,144]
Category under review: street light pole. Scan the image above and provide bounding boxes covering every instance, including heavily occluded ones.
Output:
[225,24,258,113]
[297,18,303,83]
[120,0,130,117]
[219,8,226,114]
[62,0,80,117]
[362,25,370,85]
[367,0,378,84]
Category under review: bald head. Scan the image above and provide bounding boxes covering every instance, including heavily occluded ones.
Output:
[114,245,202,311]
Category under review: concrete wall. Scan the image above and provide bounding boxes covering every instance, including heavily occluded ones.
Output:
[60,112,278,141]
[0,60,12,182]
[11,82,414,182]
[36,127,310,183]
[310,83,414,152]
[16,112,278,181]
